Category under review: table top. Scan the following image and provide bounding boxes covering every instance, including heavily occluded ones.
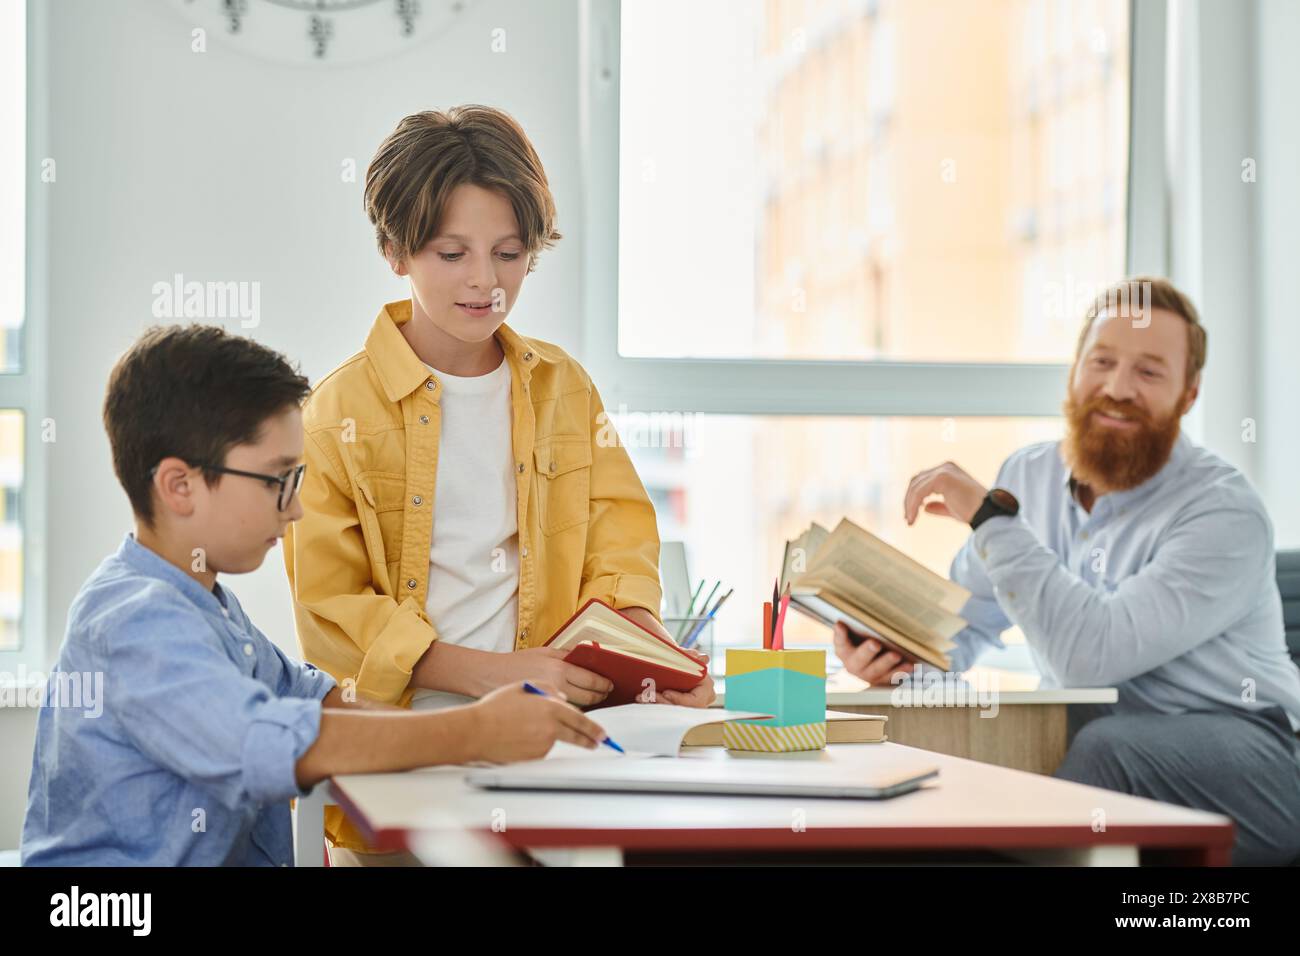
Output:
[330,740,1230,855]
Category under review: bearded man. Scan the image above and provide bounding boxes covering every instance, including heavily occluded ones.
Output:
[834,277,1300,865]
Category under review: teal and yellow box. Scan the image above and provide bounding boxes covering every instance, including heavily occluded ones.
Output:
[723,649,827,752]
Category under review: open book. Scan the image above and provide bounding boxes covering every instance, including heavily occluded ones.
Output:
[545,599,707,706]
[545,706,888,755]
[545,704,774,759]
[779,518,970,670]
[681,710,888,746]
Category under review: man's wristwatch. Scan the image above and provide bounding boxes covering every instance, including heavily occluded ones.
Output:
[970,488,1020,531]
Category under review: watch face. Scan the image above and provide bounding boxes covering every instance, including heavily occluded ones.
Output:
[990,488,1019,513]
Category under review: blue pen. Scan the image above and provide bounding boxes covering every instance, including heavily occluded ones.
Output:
[522,681,625,753]
[683,588,733,649]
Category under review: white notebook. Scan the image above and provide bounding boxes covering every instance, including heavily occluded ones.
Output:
[545,703,774,759]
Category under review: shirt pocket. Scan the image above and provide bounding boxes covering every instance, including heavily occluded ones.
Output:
[354,471,407,563]
[533,439,592,535]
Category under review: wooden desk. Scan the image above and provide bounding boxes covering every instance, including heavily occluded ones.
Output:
[719,676,1119,776]
[325,741,1233,867]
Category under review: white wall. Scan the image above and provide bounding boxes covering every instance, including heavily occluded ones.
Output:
[1255,0,1300,547]
[0,0,585,849]
[1169,0,1300,545]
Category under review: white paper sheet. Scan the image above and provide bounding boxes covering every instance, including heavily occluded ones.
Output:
[544,703,773,759]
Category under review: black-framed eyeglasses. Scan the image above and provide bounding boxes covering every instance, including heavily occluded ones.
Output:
[149,462,307,511]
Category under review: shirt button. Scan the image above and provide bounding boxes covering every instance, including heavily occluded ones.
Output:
[243,643,254,657]
[1080,531,1090,540]
[1007,591,1017,601]
[517,462,525,473]
[520,629,529,641]
[412,495,422,506]
[521,546,529,558]
[426,381,436,390]
[407,579,418,590]
[523,351,533,361]
[419,415,429,424]
[549,461,556,473]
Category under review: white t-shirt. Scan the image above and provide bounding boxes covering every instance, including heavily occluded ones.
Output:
[409,356,519,711]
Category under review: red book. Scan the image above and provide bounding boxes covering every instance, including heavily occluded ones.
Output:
[543,599,706,707]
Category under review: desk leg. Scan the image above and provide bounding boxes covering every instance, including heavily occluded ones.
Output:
[527,847,624,867]
[294,785,326,868]
[1011,845,1139,866]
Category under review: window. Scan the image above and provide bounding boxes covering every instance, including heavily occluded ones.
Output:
[0,414,22,650]
[584,0,1165,675]
[0,0,48,672]
[617,0,1130,364]
[0,1,23,377]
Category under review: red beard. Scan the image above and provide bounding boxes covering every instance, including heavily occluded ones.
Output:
[1062,392,1185,492]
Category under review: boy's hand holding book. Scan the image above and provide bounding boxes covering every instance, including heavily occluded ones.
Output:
[541,600,715,708]
[619,606,717,708]
[421,603,717,708]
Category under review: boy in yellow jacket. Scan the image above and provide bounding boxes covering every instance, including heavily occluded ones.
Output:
[284,106,714,857]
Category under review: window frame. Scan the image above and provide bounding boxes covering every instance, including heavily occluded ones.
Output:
[578,0,1169,417]
[0,0,51,678]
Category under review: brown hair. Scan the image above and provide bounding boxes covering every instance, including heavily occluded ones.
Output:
[103,324,311,527]
[364,105,562,272]
[1075,276,1207,386]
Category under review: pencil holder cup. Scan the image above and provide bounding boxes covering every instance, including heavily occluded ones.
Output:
[723,649,827,752]
[663,616,716,675]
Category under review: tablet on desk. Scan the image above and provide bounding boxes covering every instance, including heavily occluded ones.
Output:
[465,753,939,800]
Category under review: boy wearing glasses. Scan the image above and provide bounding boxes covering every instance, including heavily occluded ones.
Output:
[21,324,607,866]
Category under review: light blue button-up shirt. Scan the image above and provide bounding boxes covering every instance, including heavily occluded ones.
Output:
[948,431,1300,733]
[22,533,335,866]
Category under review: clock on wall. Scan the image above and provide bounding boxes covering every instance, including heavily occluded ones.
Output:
[168,0,480,66]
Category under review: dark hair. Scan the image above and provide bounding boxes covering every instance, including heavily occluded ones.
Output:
[364,105,562,271]
[102,324,311,526]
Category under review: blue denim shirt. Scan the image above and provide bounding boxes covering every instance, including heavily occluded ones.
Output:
[22,533,335,866]
[948,431,1300,732]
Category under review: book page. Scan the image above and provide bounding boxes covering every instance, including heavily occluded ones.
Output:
[570,639,701,675]
[544,741,659,760]
[809,519,970,612]
[811,563,968,644]
[581,619,687,664]
[552,603,695,669]
[545,704,774,758]
[780,522,830,591]
[798,519,969,642]
[790,591,952,669]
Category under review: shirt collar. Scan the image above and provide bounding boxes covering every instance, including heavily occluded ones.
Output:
[1062,429,1193,511]
[118,532,227,615]
[363,298,555,403]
